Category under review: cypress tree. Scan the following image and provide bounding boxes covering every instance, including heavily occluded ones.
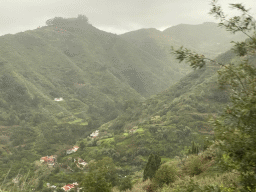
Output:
[192,141,195,154]
[155,152,161,170]
[143,153,161,181]
[189,141,199,155]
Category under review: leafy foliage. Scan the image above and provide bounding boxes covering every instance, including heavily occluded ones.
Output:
[78,157,119,191]
[152,162,178,189]
[171,0,256,191]
[79,169,112,192]
[118,176,133,192]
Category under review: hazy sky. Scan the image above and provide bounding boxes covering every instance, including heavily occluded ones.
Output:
[1,0,256,36]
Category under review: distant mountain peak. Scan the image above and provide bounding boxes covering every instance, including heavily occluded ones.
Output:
[202,22,217,25]
[121,28,160,36]
[163,22,217,32]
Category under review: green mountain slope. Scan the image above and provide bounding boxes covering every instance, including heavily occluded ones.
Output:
[0,31,140,127]
[83,48,256,172]
[0,20,182,129]
[120,28,193,77]
[120,22,250,61]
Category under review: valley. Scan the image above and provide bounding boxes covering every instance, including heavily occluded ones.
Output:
[0,14,255,192]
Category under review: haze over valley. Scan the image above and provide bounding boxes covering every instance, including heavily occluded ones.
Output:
[0,0,256,191]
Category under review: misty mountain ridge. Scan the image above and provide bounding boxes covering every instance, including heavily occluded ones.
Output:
[121,21,250,60]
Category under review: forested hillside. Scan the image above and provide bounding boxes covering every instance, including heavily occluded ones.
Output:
[0,7,255,191]
[0,16,186,130]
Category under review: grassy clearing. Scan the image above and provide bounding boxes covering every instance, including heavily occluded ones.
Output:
[136,128,144,133]
[67,118,87,125]
[100,138,115,142]
[160,157,173,163]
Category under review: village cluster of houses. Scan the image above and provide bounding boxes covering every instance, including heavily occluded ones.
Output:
[39,132,102,191]
[40,155,57,167]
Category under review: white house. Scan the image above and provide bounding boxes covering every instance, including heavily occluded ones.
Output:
[74,157,88,167]
[66,146,79,155]
[54,97,63,101]
[47,183,56,189]
[90,130,99,138]
[78,158,88,167]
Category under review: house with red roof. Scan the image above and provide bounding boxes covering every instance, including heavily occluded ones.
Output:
[40,155,57,167]
[62,182,79,191]
[78,159,87,167]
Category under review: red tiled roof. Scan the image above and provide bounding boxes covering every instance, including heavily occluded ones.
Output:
[40,156,55,163]
[62,185,71,191]
[40,157,47,161]
[62,183,78,191]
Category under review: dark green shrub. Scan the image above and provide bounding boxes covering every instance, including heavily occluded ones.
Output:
[182,155,204,176]
[152,162,178,189]
[118,176,133,191]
